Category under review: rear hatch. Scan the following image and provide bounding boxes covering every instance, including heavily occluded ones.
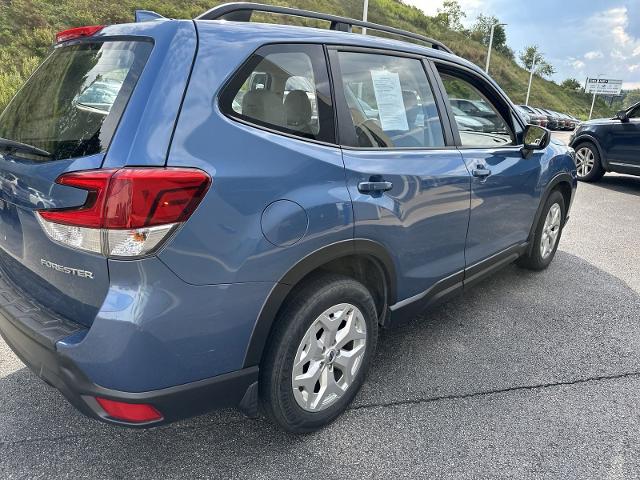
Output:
[0,37,153,327]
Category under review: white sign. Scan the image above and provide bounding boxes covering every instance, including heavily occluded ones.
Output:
[371,70,409,131]
[585,78,623,95]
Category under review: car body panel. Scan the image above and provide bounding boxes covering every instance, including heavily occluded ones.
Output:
[161,24,352,285]
[97,20,198,168]
[58,256,274,391]
[342,149,471,300]
[459,146,545,265]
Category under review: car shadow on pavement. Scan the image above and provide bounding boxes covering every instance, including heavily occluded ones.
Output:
[593,174,640,196]
[1,250,640,478]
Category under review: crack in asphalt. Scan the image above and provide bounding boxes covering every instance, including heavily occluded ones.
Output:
[3,370,640,448]
[351,370,640,411]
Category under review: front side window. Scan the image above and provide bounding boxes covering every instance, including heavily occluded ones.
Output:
[438,71,514,148]
[0,41,152,161]
[628,104,640,119]
[335,52,445,149]
[220,45,334,143]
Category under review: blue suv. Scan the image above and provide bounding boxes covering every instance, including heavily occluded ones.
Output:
[0,3,577,432]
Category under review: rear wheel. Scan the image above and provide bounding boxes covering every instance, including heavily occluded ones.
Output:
[575,143,604,182]
[260,274,378,433]
[517,190,566,271]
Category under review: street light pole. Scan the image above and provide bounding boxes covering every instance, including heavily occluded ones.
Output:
[525,54,537,106]
[485,23,506,73]
[362,0,369,35]
[589,74,602,120]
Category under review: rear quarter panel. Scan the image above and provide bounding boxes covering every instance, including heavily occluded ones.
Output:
[160,24,353,285]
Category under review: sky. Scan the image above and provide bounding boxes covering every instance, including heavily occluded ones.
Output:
[404,0,640,90]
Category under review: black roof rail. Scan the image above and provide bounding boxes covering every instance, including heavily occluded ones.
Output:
[195,2,453,54]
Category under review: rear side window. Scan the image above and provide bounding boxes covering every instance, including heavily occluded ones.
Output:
[220,44,334,143]
[335,51,445,149]
[0,41,152,162]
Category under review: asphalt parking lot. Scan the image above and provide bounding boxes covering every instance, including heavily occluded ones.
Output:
[1,131,640,479]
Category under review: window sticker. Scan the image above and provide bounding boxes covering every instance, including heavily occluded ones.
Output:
[370,70,409,131]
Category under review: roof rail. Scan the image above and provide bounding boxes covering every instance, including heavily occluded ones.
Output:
[195,2,453,54]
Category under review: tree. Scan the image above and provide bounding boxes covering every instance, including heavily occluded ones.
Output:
[624,90,640,107]
[561,78,582,91]
[434,0,466,31]
[471,14,507,51]
[519,46,555,77]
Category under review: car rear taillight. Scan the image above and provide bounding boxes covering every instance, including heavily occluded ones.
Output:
[37,168,211,258]
[56,25,105,44]
[95,397,163,423]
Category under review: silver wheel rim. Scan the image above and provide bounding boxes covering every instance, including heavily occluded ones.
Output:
[292,303,367,412]
[540,203,561,259]
[575,147,595,178]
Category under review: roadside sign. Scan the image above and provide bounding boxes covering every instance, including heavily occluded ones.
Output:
[585,78,623,95]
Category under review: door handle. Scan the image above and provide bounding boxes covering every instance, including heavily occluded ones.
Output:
[358,180,393,194]
[472,167,491,178]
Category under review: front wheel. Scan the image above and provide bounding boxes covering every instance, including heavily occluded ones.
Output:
[517,190,566,271]
[260,274,378,433]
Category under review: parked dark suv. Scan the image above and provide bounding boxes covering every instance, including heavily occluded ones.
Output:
[570,102,640,181]
[0,3,576,432]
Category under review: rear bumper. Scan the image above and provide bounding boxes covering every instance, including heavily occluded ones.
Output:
[0,309,258,426]
[0,259,261,427]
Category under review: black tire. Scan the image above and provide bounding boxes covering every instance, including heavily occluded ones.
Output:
[517,190,566,271]
[260,273,378,433]
[574,142,605,182]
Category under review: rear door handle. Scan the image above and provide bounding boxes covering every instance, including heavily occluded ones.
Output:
[472,167,491,178]
[358,180,393,194]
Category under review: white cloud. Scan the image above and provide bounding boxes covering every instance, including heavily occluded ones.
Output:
[560,6,640,84]
[611,49,628,61]
[584,51,603,60]
[570,59,586,70]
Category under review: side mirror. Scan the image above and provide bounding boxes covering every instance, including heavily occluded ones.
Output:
[616,110,630,123]
[522,124,550,156]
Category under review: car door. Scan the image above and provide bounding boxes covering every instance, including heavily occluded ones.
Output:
[433,63,541,271]
[328,48,471,306]
[608,104,640,168]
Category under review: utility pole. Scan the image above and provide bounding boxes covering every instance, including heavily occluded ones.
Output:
[485,23,506,73]
[525,54,537,106]
[589,74,602,120]
[362,0,369,35]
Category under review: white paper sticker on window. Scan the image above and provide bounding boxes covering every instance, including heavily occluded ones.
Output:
[371,70,409,132]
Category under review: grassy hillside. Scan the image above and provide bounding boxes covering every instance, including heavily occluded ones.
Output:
[0,0,616,119]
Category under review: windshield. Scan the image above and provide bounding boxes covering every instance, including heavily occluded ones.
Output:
[0,40,152,162]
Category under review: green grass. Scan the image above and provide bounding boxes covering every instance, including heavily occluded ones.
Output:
[0,0,615,119]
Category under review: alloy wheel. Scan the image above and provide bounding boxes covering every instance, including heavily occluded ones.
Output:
[540,203,561,259]
[575,147,595,178]
[291,303,367,412]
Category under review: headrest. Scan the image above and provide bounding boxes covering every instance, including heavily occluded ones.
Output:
[241,89,285,127]
[284,90,312,129]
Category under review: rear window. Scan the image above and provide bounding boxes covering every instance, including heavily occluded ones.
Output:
[0,40,152,162]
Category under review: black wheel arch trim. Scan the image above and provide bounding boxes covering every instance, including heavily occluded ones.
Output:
[242,239,397,367]
[526,172,574,255]
[571,134,608,170]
